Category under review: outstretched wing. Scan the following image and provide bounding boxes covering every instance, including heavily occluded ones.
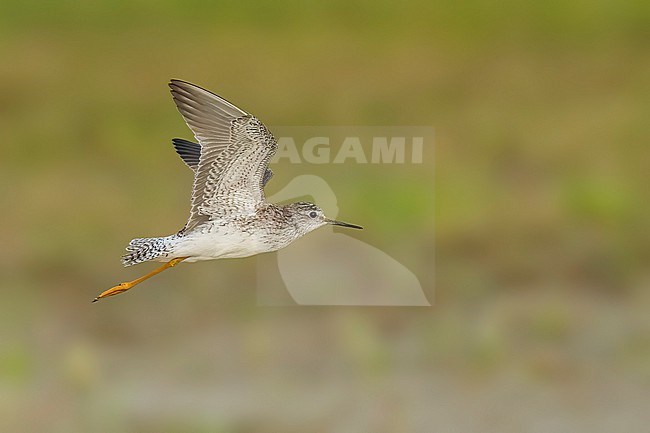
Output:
[172,137,273,186]
[169,80,278,231]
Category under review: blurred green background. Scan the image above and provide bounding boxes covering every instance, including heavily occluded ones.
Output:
[1,1,648,432]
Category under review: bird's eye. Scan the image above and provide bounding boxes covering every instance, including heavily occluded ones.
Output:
[309,211,317,218]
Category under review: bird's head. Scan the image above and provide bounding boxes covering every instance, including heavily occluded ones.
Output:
[287,201,363,235]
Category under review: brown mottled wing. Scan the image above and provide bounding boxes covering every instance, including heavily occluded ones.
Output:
[171,137,274,187]
[169,80,277,230]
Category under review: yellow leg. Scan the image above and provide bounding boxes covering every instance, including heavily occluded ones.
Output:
[93,257,188,303]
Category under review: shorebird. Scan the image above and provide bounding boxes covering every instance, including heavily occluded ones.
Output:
[93,80,362,302]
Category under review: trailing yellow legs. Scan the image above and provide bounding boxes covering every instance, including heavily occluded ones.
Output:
[93,257,188,303]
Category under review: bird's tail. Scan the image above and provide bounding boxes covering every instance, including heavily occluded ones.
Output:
[121,236,171,267]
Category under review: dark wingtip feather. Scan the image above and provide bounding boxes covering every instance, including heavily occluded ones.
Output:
[172,138,201,170]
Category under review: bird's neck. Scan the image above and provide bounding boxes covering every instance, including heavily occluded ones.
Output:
[258,203,309,241]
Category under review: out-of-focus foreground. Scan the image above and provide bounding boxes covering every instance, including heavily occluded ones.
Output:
[1,1,648,432]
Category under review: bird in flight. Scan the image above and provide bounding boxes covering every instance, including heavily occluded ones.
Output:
[93,80,362,302]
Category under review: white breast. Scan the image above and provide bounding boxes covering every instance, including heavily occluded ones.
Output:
[171,224,268,262]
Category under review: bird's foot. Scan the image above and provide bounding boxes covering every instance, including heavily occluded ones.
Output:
[92,282,133,303]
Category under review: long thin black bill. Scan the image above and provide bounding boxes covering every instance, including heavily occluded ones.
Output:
[328,219,363,230]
